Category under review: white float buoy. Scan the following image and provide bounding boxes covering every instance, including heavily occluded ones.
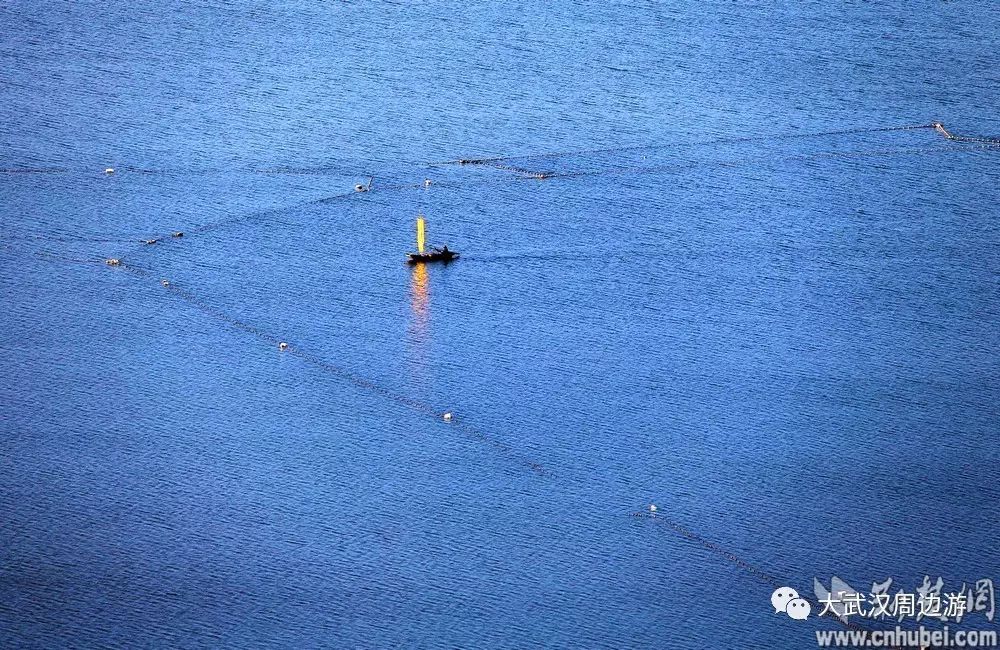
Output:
[104,168,115,175]
[649,504,657,513]
[443,411,453,422]
[160,279,170,287]
[424,179,432,187]
[278,342,289,351]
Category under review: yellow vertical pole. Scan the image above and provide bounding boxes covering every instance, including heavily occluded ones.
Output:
[416,215,426,253]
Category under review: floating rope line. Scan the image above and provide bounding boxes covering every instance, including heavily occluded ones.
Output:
[456,159,554,178]
[25,120,990,254]
[185,191,352,235]
[630,509,783,586]
[481,162,552,178]
[10,139,997,255]
[105,164,366,176]
[545,142,1000,182]
[104,189,363,258]
[371,140,1000,197]
[631,510,904,648]
[119,179,437,257]
[0,232,147,244]
[50,124,990,650]
[395,129,1000,196]
[109,237,940,646]
[11,122,993,636]
[932,121,1000,145]
[110,246,861,623]
[47,247,954,650]
[123,140,998,255]
[431,123,940,166]
[0,167,69,174]
[104,263,548,476]
[250,164,364,176]
[0,164,366,176]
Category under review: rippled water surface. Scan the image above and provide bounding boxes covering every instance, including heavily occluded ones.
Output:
[2,2,999,648]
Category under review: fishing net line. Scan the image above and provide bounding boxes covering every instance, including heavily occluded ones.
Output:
[13,120,999,649]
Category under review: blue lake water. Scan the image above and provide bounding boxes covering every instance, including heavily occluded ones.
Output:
[2,2,999,648]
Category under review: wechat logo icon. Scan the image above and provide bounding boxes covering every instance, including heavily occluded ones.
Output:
[772,587,811,620]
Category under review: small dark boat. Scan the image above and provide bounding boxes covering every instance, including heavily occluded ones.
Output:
[407,246,458,265]
[407,216,458,264]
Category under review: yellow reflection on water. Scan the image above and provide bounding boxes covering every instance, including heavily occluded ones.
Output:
[410,262,430,328]
[407,263,431,377]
